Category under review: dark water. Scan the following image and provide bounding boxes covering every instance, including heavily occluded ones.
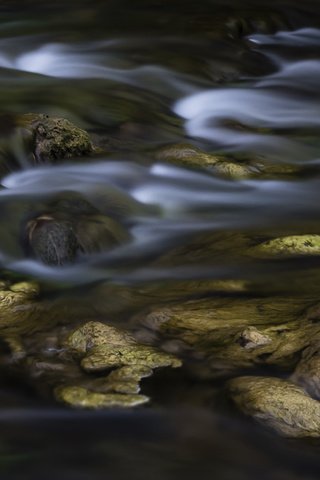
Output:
[0,1,320,479]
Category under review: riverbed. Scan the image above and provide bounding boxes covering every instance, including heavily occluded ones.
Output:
[0,1,320,479]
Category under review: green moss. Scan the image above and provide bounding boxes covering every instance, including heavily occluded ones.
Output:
[18,113,94,162]
[66,320,181,371]
[153,143,256,179]
[228,376,320,438]
[57,321,181,408]
[0,280,39,329]
[140,296,320,376]
[55,386,149,408]
[249,235,320,257]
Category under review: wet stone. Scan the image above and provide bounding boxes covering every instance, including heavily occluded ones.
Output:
[291,343,320,400]
[65,320,182,372]
[227,376,320,438]
[56,321,182,408]
[55,386,149,409]
[248,235,320,257]
[237,327,272,350]
[17,113,94,163]
[152,143,300,179]
[153,143,254,178]
[0,280,40,330]
[22,192,130,266]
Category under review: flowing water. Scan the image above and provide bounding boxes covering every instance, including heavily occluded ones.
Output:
[0,1,320,479]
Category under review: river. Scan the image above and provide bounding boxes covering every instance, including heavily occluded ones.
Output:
[0,1,319,479]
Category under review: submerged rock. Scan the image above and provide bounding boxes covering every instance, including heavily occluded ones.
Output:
[153,143,301,179]
[0,113,97,177]
[135,289,320,436]
[153,143,254,179]
[66,320,181,372]
[139,296,319,376]
[228,376,320,438]
[291,342,320,400]
[55,320,181,408]
[55,386,149,409]
[22,192,130,266]
[0,280,40,330]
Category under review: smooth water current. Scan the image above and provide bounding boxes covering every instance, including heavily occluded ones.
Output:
[0,1,320,479]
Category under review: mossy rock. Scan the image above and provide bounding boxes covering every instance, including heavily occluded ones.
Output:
[249,235,320,257]
[228,376,320,438]
[153,143,254,178]
[138,296,320,376]
[0,113,95,175]
[152,143,301,180]
[17,113,94,162]
[52,321,181,409]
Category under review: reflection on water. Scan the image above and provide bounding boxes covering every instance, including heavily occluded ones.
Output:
[0,0,320,479]
[1,407,320,480]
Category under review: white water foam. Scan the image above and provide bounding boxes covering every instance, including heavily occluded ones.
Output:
[174,28,320,161]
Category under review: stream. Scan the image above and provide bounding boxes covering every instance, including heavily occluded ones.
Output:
[0,1,320,479]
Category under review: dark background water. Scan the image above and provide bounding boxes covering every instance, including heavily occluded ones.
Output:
[0,1,320,479]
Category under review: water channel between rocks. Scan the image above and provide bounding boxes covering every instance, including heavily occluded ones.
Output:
[0,1,320,479]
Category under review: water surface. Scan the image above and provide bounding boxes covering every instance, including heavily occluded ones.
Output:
[0,1,320,479]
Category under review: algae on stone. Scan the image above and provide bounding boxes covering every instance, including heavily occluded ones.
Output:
[152,143,301,179]
[153,143,254,178]
[248,235,320,257]
[55,386,149,409]
[24,193,130,266]
[17,113,94,163]
[228,376,320,438]
[57,320,181,408]
[0,280,40,330]
[139,296,320,376]
[291,341,320,400]
[66,320,181,372]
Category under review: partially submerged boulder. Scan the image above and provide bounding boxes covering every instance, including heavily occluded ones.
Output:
[17,113,94,163]
[248,235,320,257]
[152,143,301,179]
[23,193,130,266]
[139,296,319,376]
[56,320,182,408]
[227,376,320,438]
[0,113,95,173]
[153,143,254,179]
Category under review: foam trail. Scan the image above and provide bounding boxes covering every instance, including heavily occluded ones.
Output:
[1,161,320,283]
[174,88,320,160]
[0,41,201,97]
[174,28,320,160]
[257,59,320,92]
[249,28,320,47]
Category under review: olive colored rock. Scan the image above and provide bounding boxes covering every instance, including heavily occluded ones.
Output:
[130,260,320,433]
[228,376,320,438]
[140,296,319,376]
[17,113,94,163]
[153,143,302,179]
[0,280,40,330]
[291,341,320,400]
[248,235,320,257]
[66,320,182,372]
[153,143,254,179]
[56,320,181,408]
[55,386,149,409]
